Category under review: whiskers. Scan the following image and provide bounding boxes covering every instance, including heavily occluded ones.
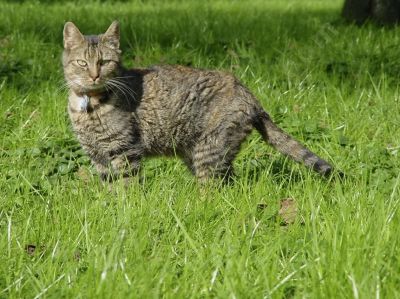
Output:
[59,76,137,109]
[105,77,137,106]
[56,78,83,95]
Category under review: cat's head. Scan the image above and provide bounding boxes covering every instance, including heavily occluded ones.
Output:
[63,21,121,94]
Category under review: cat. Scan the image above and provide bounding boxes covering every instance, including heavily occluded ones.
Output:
[63,21,334,183]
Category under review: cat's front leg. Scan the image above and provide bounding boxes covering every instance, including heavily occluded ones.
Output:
[95,156,141,186]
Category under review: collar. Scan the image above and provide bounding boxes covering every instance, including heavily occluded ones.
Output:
[75,90,109,113]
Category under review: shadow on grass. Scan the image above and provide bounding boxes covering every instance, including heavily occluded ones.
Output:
[2,6,340,51]
[241,157,303,186]
[0,3,342,89]
[2,2,398,90]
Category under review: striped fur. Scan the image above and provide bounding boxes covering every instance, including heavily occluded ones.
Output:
[63,21,333,182]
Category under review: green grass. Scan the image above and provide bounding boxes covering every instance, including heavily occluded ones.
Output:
[1,0,400,297]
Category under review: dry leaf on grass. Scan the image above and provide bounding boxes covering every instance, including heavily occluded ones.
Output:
[74,250,81,261]
[77,167,91,183]
[25,244,36,255]
[279,198,298,225]
[256,203,268,211]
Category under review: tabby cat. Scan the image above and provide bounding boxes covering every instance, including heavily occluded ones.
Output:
[63,21,334,182]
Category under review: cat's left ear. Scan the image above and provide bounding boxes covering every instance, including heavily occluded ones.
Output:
[102,21,120,50]
[64,22,85,49]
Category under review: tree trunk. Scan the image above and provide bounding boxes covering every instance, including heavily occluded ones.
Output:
[342,0,400,25]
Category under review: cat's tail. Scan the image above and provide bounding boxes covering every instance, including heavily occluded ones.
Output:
[253,110,333,177]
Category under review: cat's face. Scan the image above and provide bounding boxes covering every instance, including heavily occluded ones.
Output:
[63,21,121,94]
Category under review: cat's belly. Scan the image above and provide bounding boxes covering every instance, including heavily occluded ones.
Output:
[136,97,203,156]
[138,113,200,156]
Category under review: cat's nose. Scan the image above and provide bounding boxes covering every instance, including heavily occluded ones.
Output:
[89,68,100,82]
[90,74,100,82]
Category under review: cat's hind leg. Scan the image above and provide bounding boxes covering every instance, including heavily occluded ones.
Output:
[192,136,234,182]
[192,122,252,182]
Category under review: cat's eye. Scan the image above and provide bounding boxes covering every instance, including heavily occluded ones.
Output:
[76,60,87,67]
[99,60,112,66]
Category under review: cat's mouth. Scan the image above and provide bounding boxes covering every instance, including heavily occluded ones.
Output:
[81,82,106,93]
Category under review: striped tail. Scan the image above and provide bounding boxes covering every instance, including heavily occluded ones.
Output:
[254,111,333,177]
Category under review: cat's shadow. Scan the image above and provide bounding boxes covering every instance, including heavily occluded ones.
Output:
[120,68,148,112]
[236,157,304,186]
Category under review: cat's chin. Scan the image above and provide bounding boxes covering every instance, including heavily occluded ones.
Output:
[74,85,107,95]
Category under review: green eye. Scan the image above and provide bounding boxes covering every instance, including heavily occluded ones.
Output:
[76,60,87,67]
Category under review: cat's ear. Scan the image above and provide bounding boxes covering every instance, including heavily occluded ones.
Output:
[63,22,85,49]
[102,21,120,50]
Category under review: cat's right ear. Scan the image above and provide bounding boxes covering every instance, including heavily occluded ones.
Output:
[63,22,85,49]
[102,21,120,50]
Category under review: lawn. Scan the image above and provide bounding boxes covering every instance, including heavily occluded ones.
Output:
[1,0,400,298]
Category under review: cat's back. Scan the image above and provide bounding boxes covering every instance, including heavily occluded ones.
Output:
[135,64,247,121]
[144,64,235,88]
[138,64,243,111]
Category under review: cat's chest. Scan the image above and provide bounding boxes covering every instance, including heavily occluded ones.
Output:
[68,95,133,146]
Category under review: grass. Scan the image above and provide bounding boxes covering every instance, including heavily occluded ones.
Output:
[1,0,400,297]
